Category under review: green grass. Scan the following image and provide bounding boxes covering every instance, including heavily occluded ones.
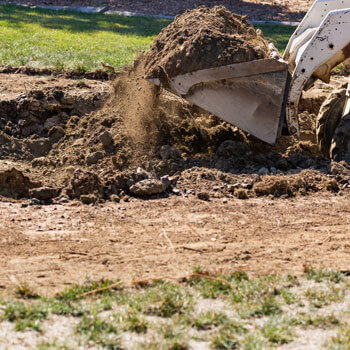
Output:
[0,4,170,71]
[0,4,295,71]
[1,269,348,348]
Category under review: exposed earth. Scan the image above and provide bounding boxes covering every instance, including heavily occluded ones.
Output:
[0,7,350,295]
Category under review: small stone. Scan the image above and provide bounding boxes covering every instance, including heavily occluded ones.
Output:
[159,145,181,160]
[58,196,69,203]
[99,131,114,147]
[136,167,152,179]
[80,194,97,204]
[30,187,59,200]
[222,198,228,204]
[198,192,210,201]
[30,198,41,206]
[160,175,171,189]
[44,115,60,130]
[61,96,75,105]
[172,188,181,195]
[110,194,120,203]
[129,179,166,196]
[258,167,269,176]
[48,126,65,141]
[86,151,103,165]
[122,195,130,202]
[235,189,249,200]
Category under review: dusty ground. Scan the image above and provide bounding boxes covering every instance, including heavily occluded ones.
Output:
[1,192,350,296]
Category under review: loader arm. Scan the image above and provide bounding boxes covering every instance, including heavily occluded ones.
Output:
[286,7,350,135]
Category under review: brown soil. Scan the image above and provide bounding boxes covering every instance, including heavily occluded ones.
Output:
[2,193,350,296]
[144,6,268,79]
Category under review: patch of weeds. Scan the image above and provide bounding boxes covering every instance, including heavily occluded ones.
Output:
[161,322,189,350]
[328,327,350,349]
[76,313,121,349]
[212,329,240,349]
[304,286,345,308]
[238,296,281,319]
[280,289,298,305]
[304,267,344,283]
[49,300,85,317]
[1,301,48,332]
[138,281,192,317]
[192,311,229,330]
[241,334,266,350]
[188,275,232,299]
[14,283,39,299]
[291,312,341,328]
[114,311,148,333]
[56,279,122,301]
[261,318,294,345]
[37,340,70,349]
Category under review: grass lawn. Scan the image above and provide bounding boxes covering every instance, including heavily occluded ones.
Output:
[0,4,295,71]
[0,268,349,349]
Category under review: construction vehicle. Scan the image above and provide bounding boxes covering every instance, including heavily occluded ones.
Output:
[147,0,350,161]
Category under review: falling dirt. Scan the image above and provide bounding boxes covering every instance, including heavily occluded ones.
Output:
[144,6,269,80]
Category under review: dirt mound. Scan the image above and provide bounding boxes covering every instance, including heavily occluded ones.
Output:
[144,6,269,80]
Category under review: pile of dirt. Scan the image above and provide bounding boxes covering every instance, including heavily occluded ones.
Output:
[0,7,349,203]
[144,6,269,80]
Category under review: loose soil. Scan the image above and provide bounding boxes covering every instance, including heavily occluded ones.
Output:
[144,7,268,79]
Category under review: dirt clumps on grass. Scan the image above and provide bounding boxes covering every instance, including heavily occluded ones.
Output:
[144,6,269,80]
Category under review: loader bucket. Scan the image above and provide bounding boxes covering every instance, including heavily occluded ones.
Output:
[147,59,289,144]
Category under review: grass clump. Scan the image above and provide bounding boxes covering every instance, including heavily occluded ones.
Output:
[14,283,39,299]
[328,327,350,349]
[304,267,344,284]
[212,329,240,349]
[114,311,148,333]
[1,301,48,332]
[304,286,345,308]
[192,311,229,330]
[137,281,192,317]
[76,313,121,349]
[261,318,294,345]
[291,312,341,328]
[56,279,122,301]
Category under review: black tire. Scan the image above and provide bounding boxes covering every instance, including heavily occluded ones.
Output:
[316,89,347,157]
[330,113,350,162]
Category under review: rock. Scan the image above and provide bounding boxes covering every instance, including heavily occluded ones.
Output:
[197,192,210,201]
[61,96,75,105]
[0,168,36,198]
[110,194,120,203]
[99,131,114,147]
[235,189,249,200]
[86,151,103,165]
[172,188,181,195]
[31,157,47,167]
[44,115,60,130]
[80,194,97,204]
[258,167,269,175]
[48,126,65,141]
[29,187,59,200]
[136,167,152,179]
[129,179,166,196]
[160,175,171,189]
[159,145,181,160]
[58,196,69,203]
